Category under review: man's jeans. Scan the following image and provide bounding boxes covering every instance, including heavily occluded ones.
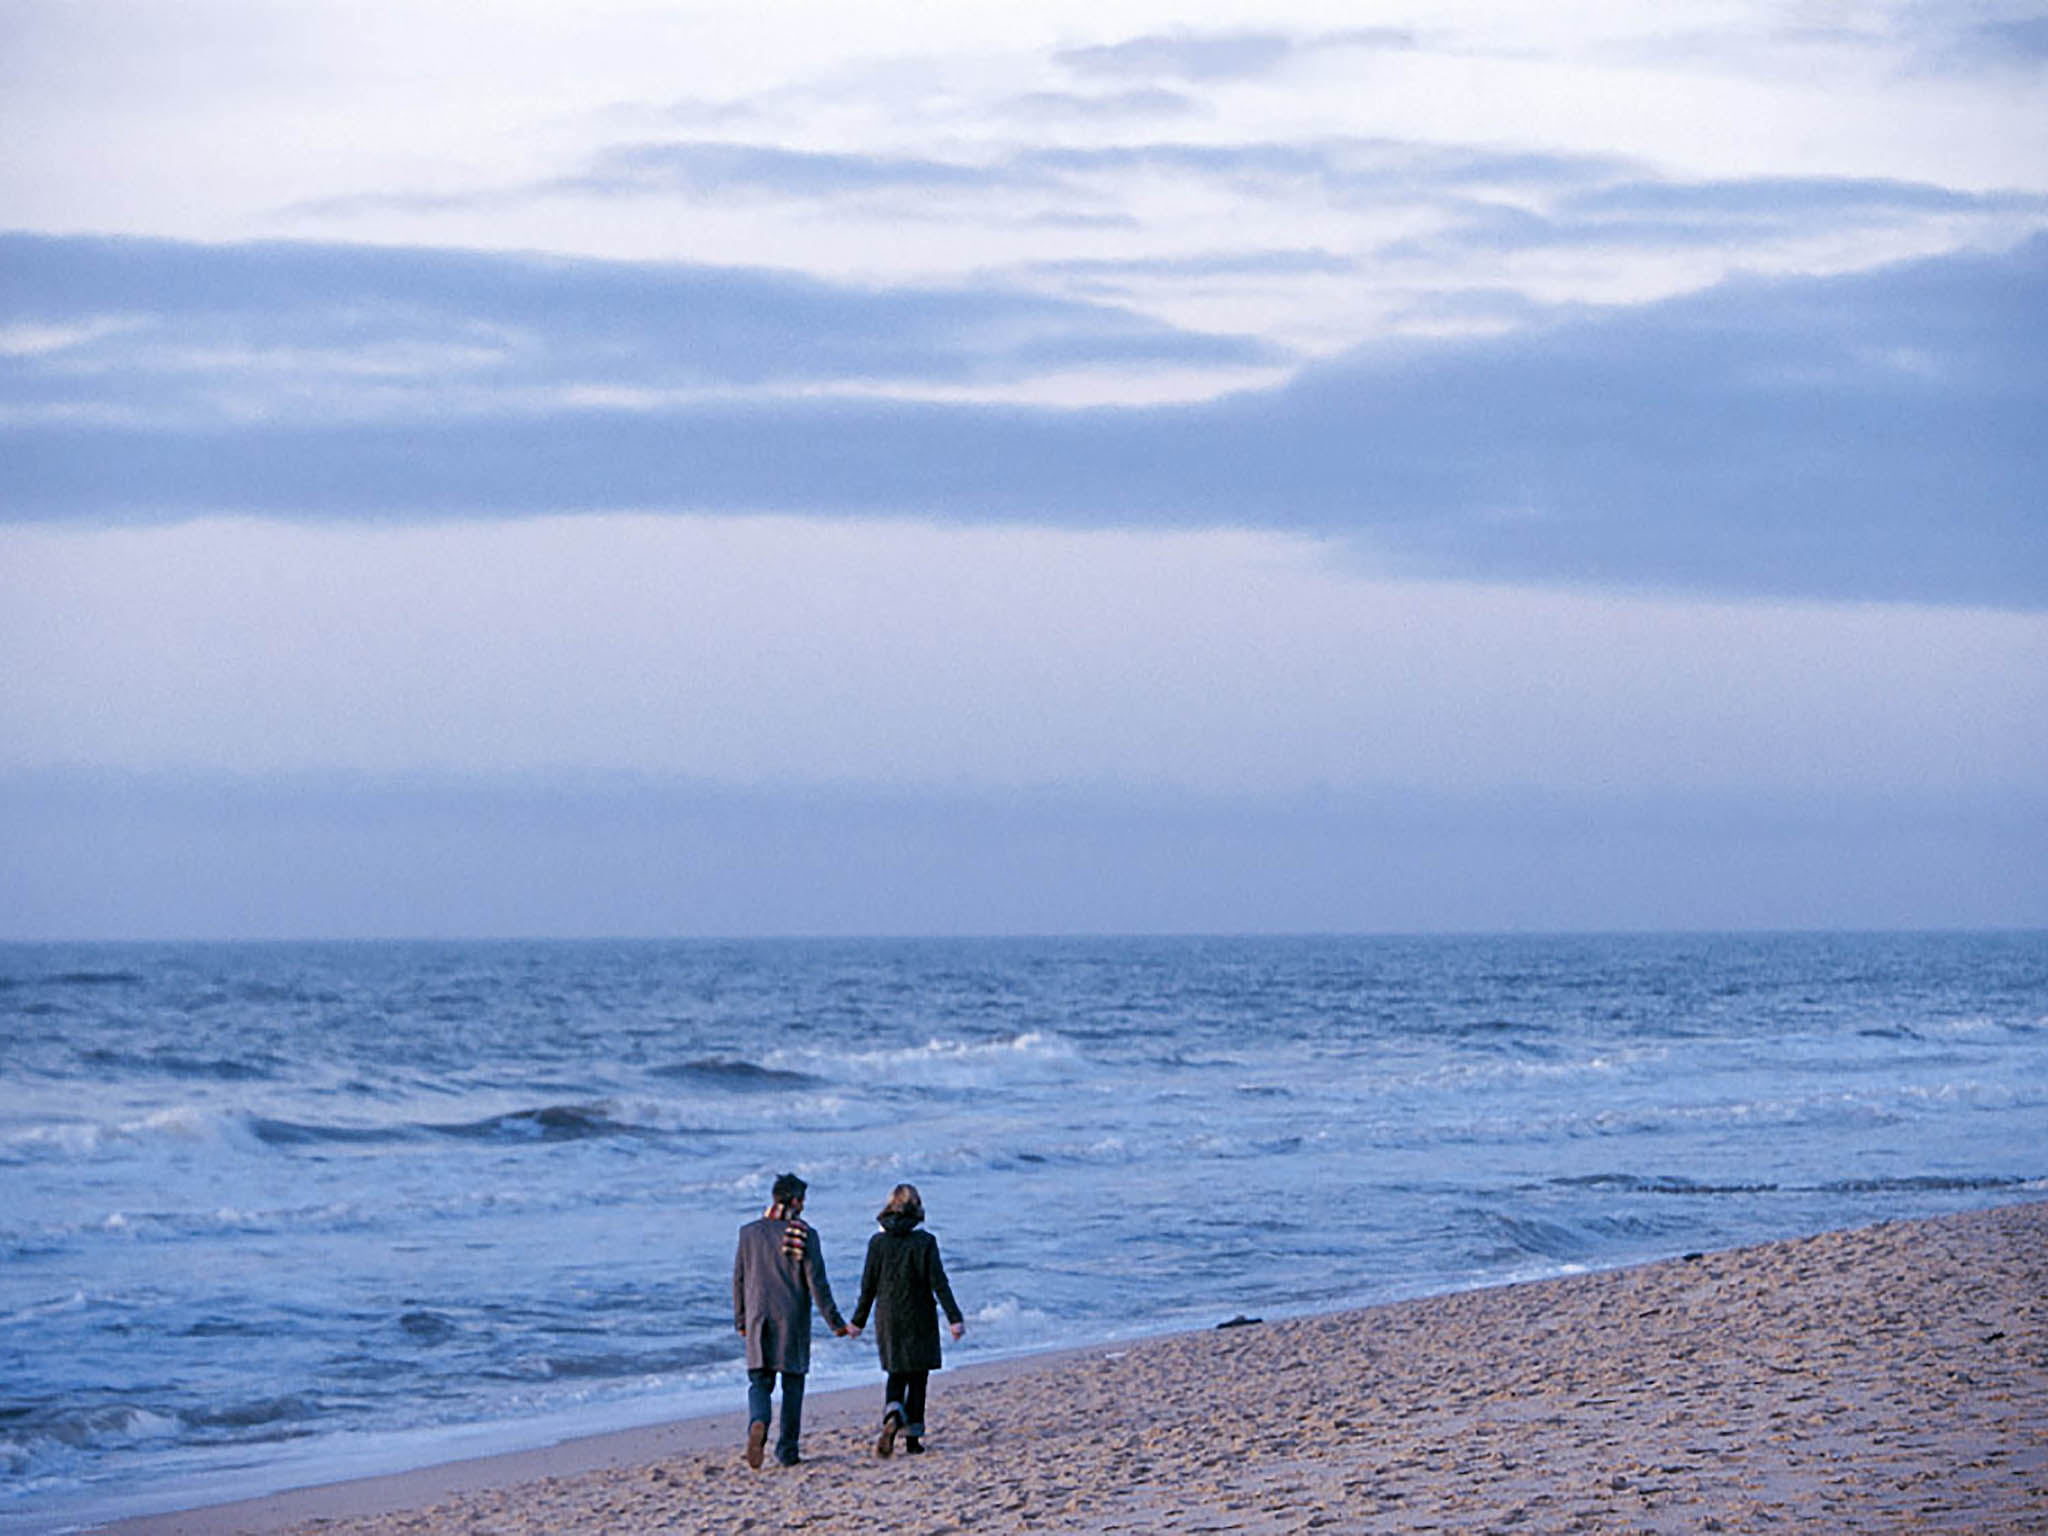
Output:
[747,1368,806,1463]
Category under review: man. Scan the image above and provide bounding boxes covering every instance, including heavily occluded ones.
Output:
[733,1171,849,1467]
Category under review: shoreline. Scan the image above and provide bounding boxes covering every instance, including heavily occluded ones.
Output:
[89,1199,2047,1534]
[77,1335,1133,1536]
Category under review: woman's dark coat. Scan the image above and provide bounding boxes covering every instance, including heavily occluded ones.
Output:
[850,1212,963,1374]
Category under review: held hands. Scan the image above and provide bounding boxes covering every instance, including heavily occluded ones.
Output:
[844,1324,862,1340]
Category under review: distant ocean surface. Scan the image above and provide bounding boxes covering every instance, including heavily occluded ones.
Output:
[4,933,2044,1531]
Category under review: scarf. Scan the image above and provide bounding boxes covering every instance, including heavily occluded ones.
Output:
[765,1202,810,1265]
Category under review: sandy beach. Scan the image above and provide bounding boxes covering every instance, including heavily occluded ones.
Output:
[99,1200,2046,1535]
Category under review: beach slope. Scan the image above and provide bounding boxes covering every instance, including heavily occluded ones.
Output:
[102,1200,2047,1534]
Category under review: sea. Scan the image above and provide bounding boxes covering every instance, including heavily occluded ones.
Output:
[3,932,2044,1531]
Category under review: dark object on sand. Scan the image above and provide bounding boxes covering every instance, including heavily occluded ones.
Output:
[1216,1314,1263,1328]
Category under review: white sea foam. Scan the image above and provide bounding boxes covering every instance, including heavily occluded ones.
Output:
[970,1295,1048,1328]
[0,1120,108,1161]
[772,1030,1086,1090]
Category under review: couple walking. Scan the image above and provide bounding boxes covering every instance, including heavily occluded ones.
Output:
[733,1173,965,1467]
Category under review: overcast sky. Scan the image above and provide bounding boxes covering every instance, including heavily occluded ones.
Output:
[2,0,2044,938]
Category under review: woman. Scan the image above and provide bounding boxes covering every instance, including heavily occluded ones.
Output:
[848,1183,965,1456]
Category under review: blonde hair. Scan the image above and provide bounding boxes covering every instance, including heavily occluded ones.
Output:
[879,1182,923,1222]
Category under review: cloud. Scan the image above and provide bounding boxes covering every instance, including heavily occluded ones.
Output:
[1000,137,1633,208]
[1019,249,1360,283]
[293,133,1631,232]
[1000,87,1202,123]
[1566,175,2045,225]
[283,139,1040,220]
[4,234,2040,607]
[557,140,1036,202]
[1898,3,2048,70]
[1052,27,1417,83]
[1399,175,2048,257]
[0,231,1281,423]
[1978,14,2048,58]
[284,138,1066,224]
[1055,31,1300,82]
[273,121,2034,344]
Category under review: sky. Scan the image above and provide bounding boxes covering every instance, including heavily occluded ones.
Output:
[2,0,2044,939]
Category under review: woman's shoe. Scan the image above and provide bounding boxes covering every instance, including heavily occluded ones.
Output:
[877,1410,901,1458]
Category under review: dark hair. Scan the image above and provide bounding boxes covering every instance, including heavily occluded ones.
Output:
[771,1171,807,1205]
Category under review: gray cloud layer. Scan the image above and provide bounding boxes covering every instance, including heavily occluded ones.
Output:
[370,134,1636,218]
[3,232,2042,607]
[0,233,1278,418]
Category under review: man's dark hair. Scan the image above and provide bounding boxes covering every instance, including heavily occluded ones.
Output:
[771,1172,807,1205]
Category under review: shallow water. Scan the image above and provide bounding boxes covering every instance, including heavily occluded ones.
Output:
[3,932,2043,1528]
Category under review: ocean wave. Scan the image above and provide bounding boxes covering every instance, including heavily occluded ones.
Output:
[683,1131,1148,1190]
[77,1200,377,1245]
[1,1106,259,1165]
[77,1048,282,1082]
[477,1339,737,1385]
[1446,1017,1561,1046]
[1474,1209,1675,1267]
[1519,1090,1912,1142]
[0,1400,181,1465]
[1367,1045,1671,1096]
[605,1094,813,1137]
[775,1031,1085,1090]
[180,1394,322,1439]
[399,1310,460,1345]
[182,1316,279,1339]
[1551,1173,1780,1195]
[426,1103,673,1143]
[1916,1013,2040,1040]
[1818,1173,2039,1196]
[252,1101,735,1149]
[1170,1128,1318,1161]
[0,1120,106,1164]
[0,1293,88,1331]
[6,1105,436,1165]
[649,1058,822,1091]
[1151,1050,1251,1069]
[1547,1171,2040,1200]
[968,1295,1052,1330]
[249,1117,413,1148]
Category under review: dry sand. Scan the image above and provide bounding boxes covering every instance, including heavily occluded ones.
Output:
[100,1200,2046,1535]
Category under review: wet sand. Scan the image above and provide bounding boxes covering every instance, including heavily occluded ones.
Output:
[99,1200,2047,1534]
